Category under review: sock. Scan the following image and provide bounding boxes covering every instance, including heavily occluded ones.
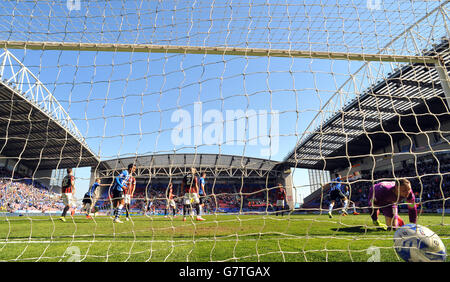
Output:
[328,203,334,213]
[370,209,379,222]
[343,200,349,212]
[62,206,69,217]
[194,204,199,217]
[114,205,123,219]
[85,203,91,215]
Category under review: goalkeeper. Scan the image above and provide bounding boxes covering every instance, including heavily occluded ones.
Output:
[368,178,417,231]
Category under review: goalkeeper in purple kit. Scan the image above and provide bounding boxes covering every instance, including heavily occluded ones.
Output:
[368,178,417,231]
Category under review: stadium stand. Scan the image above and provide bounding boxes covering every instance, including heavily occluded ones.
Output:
[92,153,292,215]
[93,179,283,215]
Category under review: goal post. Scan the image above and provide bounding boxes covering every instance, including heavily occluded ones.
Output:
[0,40,440,64]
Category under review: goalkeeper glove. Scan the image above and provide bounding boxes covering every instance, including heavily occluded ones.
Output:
[373,220,388,231]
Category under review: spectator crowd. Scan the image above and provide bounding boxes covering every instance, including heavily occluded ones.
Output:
[0,179,64,213]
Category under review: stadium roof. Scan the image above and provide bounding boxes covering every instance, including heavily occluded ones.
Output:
[284,38,450,171]
[97,153,283,179]
[0,49,99,170]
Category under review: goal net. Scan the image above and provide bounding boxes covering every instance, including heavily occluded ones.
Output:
[0,0,448,262]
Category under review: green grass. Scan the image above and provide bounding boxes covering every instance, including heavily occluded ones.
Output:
[0,213,448,262]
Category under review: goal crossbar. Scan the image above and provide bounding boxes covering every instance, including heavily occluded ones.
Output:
[0,40,440,64]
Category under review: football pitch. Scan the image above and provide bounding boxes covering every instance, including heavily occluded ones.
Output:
[0,213,448,262]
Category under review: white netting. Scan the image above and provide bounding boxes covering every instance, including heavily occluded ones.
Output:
[0,0,448,262]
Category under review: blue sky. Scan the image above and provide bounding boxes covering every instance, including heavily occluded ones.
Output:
[30,48,353,202]
[0,0,446,203]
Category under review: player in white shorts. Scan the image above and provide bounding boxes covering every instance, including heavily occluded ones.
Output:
[181,168,205,221]
[124,175,136,221]
[164,183,177,218]
[144,196,156,216]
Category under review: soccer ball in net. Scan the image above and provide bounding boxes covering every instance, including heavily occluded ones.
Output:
[393,224,447,262]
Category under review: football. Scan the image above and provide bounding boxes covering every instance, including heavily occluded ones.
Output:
[394,224,447,262]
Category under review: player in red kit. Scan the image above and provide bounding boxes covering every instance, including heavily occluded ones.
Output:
[275,183,286,216]
[60,168,75,222]
[164,183,177,218]
[124,175,136,221]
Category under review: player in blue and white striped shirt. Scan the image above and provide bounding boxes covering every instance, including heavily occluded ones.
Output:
[343,185,359,215]
[82,177,102,219]
[324,173,354,218]
[111,164,136,223]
